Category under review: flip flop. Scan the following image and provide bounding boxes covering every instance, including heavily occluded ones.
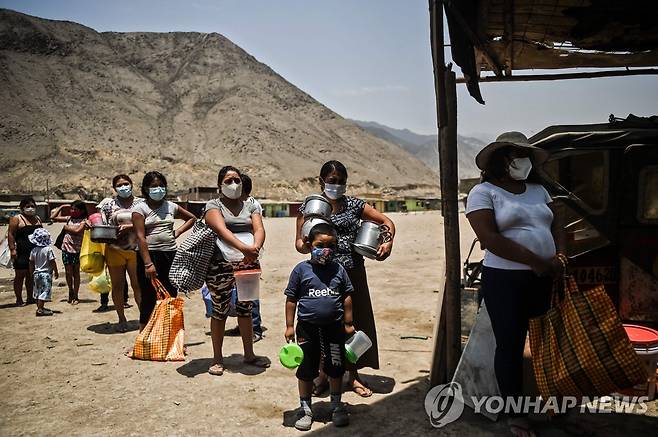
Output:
[243,356,270,368]
[208,363,225,376]
[351,381,373,398]
[312,379,329,396]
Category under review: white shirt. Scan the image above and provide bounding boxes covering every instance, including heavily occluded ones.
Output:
[466,182,556,270]
[30,246,56,274]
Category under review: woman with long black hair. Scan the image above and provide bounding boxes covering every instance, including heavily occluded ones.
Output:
[295,160,396,397]
[132,171,195,331]
[7,196,42,306]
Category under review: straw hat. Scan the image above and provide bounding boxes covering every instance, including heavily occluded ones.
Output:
[475,131,549,170]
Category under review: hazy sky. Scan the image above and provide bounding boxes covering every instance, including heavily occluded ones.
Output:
[1,0,656,139]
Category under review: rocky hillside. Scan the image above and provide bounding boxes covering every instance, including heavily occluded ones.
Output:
[351,120,486,178]
[0,9,439,200]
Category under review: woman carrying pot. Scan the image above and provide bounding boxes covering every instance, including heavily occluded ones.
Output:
[204,166,270,376]
[466,132,564,437]
[99,174,144,331]
[295,160,395,397]
[7,196,43,306]
[132,171,195,332]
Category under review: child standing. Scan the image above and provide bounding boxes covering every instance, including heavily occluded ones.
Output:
[284,223,353,431]
[51,200,89,304]
[28,228,59,316]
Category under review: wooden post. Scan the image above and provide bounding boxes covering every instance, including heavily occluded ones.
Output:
[428,0,462,386]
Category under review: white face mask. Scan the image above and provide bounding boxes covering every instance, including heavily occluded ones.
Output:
[324,183,346,200]
[508,157,533,180]
[221,182,242,200]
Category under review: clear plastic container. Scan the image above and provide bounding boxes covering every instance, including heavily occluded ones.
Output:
[235,269,261,301]
[216,232,254,262]
[344,330,373,364]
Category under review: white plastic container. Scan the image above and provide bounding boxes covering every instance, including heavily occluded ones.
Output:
[344,330,373,364]
[216,232,254,262]
[235,269,261,301]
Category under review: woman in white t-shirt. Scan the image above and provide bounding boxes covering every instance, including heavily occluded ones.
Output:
[132,171,196,331]
[466,132,565,437]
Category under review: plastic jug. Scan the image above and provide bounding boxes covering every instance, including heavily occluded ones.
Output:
[344,330,372,364]
[234,269,261,301]
[279,343,304,369]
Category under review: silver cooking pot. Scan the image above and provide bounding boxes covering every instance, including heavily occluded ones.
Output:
[90,225,118,243]
[352,221,381,259]
[303,194,332,219]
[301,217,331,240]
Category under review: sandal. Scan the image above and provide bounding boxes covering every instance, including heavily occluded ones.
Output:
[208,363,225,376]
[312,378,329,396]
[117,322,129,333]
[351,380,373,398]
[243,356,270,368]
[71,299,79,306]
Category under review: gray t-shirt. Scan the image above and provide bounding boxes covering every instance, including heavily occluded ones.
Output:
[284,260,353,325]
[132,201,179,252]
[205,198,260,233]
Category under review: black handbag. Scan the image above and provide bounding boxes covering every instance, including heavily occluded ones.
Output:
[54,219,69,250]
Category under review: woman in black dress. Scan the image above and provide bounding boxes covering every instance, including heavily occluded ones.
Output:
[7,197,43,305]
[295,160,395,397]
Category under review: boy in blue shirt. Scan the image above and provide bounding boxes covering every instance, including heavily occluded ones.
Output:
[285,222,354,431]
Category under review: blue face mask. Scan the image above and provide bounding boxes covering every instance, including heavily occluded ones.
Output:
[149,186,166,201]
[116,185,132,198]
[310,247,334,265]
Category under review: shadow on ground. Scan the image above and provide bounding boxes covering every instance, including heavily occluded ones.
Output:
[87,320,139,334]
[280,378,658,436]
[176,354,271,378]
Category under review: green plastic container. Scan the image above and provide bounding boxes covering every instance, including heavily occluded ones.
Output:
[279,343,304,369]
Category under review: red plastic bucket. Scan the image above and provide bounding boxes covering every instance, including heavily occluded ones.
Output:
[621,324,658,399]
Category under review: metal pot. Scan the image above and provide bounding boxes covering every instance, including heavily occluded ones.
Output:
[301,217,331,240]
[91,225,118,243]
[303,194,332,219]
[352,221,381,259]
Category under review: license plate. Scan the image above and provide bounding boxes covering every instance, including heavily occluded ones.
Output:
[569,266,618,284]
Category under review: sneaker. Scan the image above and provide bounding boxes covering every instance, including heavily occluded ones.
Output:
[253,332,263,343]
[294,409,313,431]
[332,405,349,427]
[93,305,110,313]
[36,308,53,317]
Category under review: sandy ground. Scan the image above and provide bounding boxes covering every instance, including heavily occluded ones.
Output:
[0,212,656,436]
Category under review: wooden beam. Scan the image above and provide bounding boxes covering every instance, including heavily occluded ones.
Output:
[442,0,503,77]
[441,68,462,381]
[503,0,514,76]
[429,0,449,387]
[455,68,658,83]
[429,0,462,386]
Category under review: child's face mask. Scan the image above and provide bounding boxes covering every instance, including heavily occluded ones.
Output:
[310,247,334,265]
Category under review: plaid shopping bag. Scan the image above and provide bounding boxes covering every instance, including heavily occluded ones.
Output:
[131,278,185,361]
[529,255,645,400]
[169,217,215,292]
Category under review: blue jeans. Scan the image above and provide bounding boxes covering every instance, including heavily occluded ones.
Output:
[231,286,262,334]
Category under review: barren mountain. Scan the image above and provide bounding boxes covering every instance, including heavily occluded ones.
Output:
[351,120,486,178]
[0,9,439,200]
